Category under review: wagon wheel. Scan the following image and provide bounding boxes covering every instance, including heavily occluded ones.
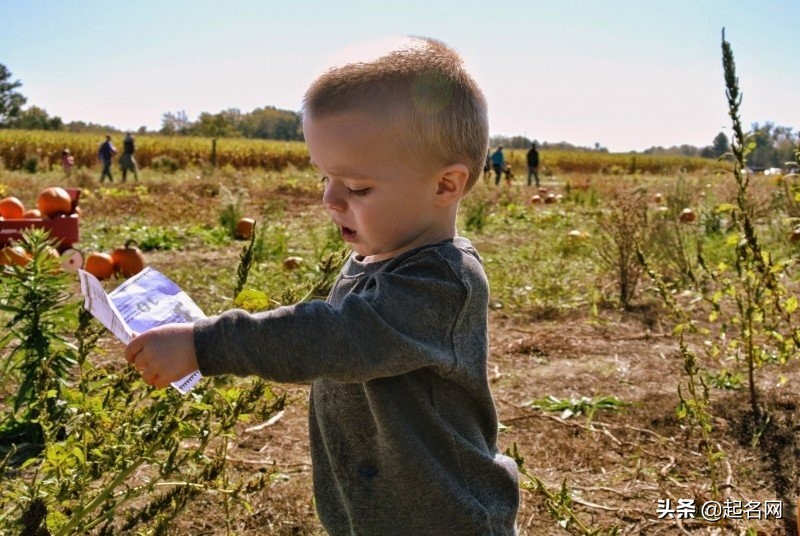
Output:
[60,248,84,272]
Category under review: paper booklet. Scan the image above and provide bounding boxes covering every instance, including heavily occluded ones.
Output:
[78,266,204,394]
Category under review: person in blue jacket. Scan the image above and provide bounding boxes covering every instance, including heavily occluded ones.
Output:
[491,146,505,186]
[98,135,117,183]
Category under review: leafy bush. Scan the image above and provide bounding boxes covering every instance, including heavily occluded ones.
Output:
[149,154,180,173]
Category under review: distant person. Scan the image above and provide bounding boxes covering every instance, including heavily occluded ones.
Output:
[491,146,505,186]
[526,142,540,187]
[61,149,75,177]
[503,164,515,186]
[483,150,492,182]
[120,132,139,181]
[98,135,117,183]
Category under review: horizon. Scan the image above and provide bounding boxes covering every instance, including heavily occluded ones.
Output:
[1,1,799,153]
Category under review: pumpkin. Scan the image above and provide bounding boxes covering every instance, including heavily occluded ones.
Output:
[679,208,696,223]
[22,208,42,218]
[111,239,146,277]
[38,187,72,217]
[84,252,115,280]
[530,194,543,204]
[235,217,256,239]
[0,245,31,267]
[0,196,25,219]
[282,256,303,270]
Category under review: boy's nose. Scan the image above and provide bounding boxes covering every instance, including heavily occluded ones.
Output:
[322,181,347,213]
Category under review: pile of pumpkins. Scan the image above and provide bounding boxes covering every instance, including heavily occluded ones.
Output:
[84,240,147,280]
[0,186,147,279]
[0,186,75,268]
[0,186,74,220]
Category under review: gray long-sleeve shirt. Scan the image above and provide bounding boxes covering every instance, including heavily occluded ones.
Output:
[194,237,519,535]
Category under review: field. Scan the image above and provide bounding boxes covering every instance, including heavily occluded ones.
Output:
[1,145,799,535]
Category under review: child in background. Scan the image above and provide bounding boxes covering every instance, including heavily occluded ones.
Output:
[503,164,515,185]
[125,37,519,536]
[61,149,74,176]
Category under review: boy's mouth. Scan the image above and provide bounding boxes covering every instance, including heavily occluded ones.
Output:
[340,226,357,242]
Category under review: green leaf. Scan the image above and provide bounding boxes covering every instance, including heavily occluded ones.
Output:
[233,289,270,312]
[715,203,737,213]
[725,233,741,246]
[784,295,798,313]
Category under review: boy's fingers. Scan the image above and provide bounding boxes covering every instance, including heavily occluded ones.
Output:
[141,370,158,386]
[125,333,145,363]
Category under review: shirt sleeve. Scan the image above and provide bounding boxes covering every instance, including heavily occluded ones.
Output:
[193,252,467,383]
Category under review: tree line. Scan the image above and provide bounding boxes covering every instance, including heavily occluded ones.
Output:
[0,62,796,166]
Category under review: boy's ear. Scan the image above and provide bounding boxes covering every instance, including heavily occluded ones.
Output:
[434,164,469,206]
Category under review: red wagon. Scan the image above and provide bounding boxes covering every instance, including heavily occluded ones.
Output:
[0,188,83,270]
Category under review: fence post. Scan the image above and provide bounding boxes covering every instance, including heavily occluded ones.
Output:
[211,138,217,168]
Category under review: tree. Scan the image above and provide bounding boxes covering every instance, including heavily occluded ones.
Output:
[160,110,191,135]
[747,122,796,169]
[711,132,730,157]
[7,106,63,130]
[0,63,27,126]
[238,106,301,140]
[192,111,238,137]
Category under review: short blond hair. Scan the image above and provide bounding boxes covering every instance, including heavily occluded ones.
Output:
[302,37,488,191]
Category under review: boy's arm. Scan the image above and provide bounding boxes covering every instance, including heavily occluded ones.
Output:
[194,258,472,383]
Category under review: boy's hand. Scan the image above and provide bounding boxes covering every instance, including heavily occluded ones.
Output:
[125,323,198,389]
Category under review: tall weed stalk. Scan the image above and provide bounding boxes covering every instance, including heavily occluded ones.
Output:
[0,233,287,534]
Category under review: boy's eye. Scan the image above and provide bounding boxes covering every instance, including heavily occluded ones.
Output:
[347,187,370,197]
[320,176,370,197]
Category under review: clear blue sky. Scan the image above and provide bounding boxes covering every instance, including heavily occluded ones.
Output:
[2,0,798,152]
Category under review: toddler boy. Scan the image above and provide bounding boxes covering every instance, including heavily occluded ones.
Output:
[126,37,519,535]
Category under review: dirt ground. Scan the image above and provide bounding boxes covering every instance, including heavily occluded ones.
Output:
[168,308,800,535]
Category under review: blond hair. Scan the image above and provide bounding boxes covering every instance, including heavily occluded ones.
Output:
[302,37,488,191]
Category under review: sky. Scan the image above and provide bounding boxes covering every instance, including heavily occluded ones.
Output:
[1,0,798,153]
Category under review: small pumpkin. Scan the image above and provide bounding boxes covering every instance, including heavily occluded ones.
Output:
[282,256,304,270]
[84,252,115,280]
[111,239,146,277]
[38,187,72,217]
[0,245,31,267]
[0,196,25,219]
[22,208,42,218]
[679,208,696,223]
[235,217,256,239]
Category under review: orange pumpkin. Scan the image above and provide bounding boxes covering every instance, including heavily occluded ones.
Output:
[235,217,256,239]
[282,256,304,270]
[22,208,42,218]
[0,245,31,267]
[84,252,115,280]
[111,240,146,277]
[679,208,697,223]
[0,196,25,219]
[38,187,72,217]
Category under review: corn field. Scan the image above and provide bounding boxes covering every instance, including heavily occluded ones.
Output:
[0,129,733,176]
[0,130,310,171]
[504,148,731,175]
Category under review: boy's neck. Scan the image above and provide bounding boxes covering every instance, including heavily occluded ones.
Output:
[361,216,458,264]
